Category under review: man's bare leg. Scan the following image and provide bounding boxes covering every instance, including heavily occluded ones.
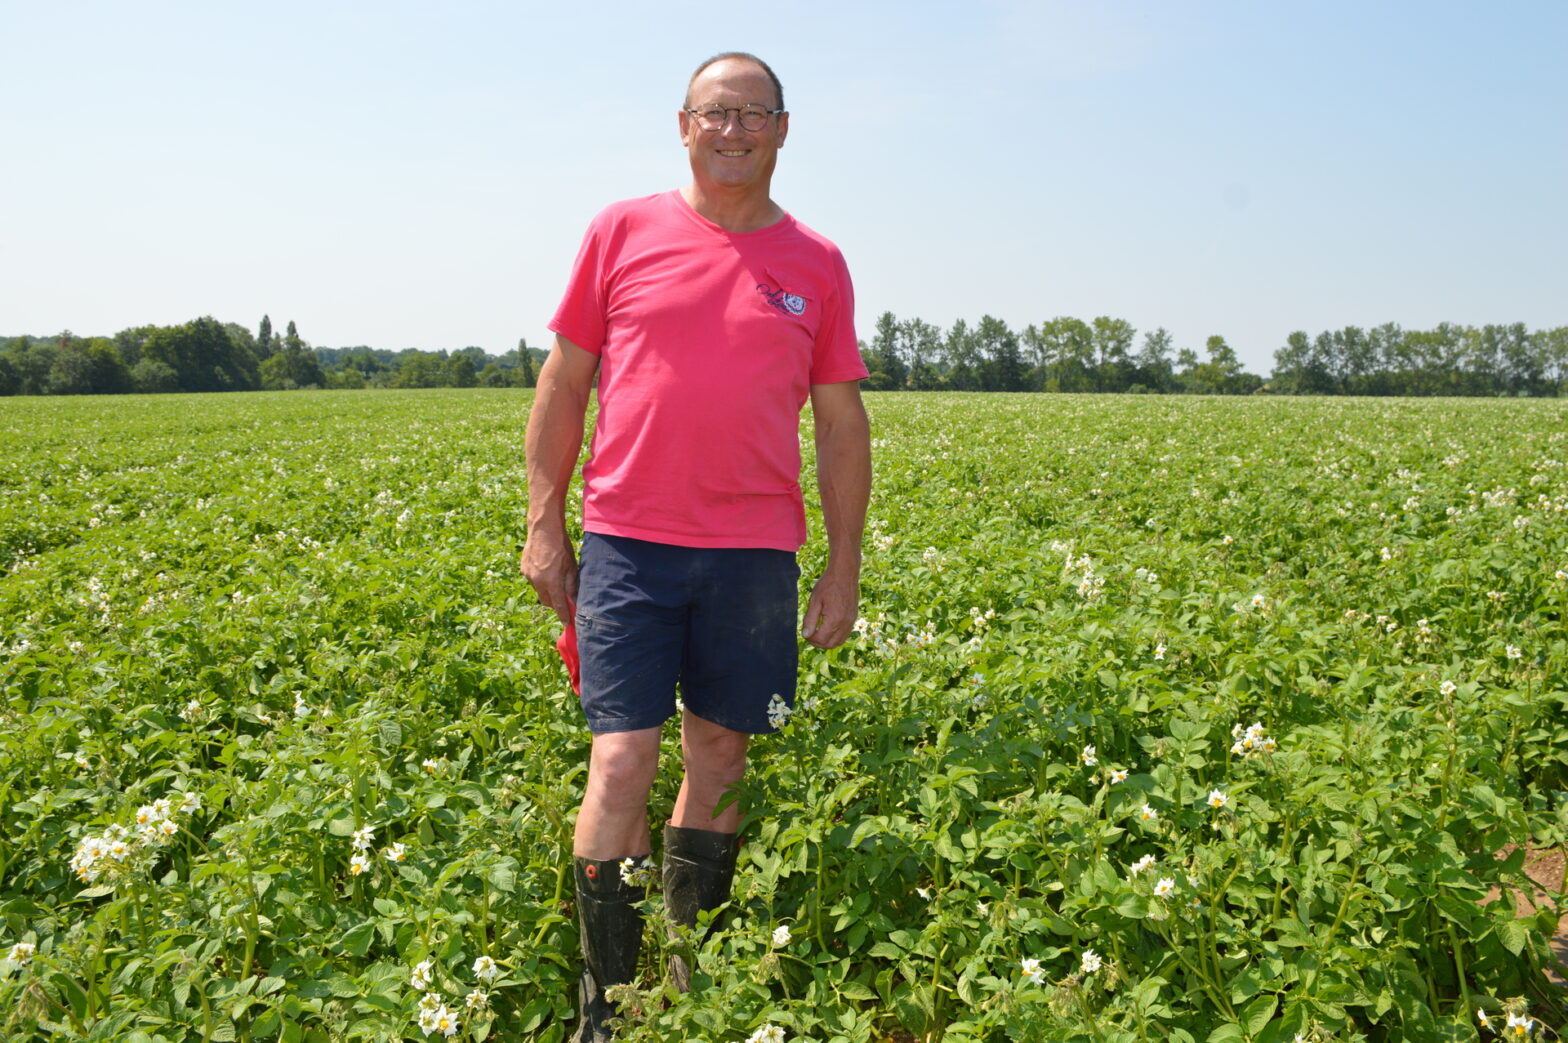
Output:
[671,710,750,832]
[574,727,662,858]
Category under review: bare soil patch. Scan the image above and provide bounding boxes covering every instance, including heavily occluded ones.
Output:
[1484,845,1567,987]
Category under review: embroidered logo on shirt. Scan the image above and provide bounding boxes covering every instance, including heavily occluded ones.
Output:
[756,282,807,316]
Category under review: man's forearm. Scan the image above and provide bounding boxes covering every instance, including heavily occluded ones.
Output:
[814,400,871,571]
[525,362,591,536]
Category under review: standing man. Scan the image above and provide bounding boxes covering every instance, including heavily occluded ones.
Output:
[520,53,871,1042]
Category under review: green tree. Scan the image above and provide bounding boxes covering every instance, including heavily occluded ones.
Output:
[141,316,260,391]
[867,311,907,390]
[943,319,979,390]
[517,338,536,388]
[260,320,324,389]
[975,314,1027,391]
[1038,317,1094,392]
[48,336,132,395]
[257,314,274,359]
[1090,316,1136,392]
[391,351,450,388]
[1133,327,1175,393]
[900,319,944,390]
[131,358,180,393]
[449,353,478,388]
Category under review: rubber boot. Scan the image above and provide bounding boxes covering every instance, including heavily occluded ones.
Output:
[572,856,646,1043]
[662,824,739,992]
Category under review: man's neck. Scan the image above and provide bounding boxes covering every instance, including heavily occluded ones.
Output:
[680,185,784,234]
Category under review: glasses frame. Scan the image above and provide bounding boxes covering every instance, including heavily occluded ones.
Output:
[684,105,786,132]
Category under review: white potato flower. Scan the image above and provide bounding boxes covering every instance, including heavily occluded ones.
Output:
[410,959,433,991]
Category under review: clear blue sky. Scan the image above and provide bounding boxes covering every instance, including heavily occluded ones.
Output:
[3,0,1563,374]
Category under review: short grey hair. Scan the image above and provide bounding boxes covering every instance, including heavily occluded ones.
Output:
[685,52,784,112]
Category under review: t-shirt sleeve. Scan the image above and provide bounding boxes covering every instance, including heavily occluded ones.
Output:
[547,210,612,355]
[809,246,869,385]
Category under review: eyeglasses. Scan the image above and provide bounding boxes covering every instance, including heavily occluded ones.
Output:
[685,104,784,132]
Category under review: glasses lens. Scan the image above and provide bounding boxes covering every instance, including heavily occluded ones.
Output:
[738,106,770,131]
[696,108,727,130]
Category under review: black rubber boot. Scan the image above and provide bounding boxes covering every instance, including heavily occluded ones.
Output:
[662,824,739,992]
[572,856,647,1043]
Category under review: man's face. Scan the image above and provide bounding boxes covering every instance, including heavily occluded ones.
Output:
[679,58,788,195]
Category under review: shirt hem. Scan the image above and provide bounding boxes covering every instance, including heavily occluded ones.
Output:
[585,521,803,553]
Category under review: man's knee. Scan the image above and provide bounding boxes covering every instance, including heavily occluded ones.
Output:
[682,716,749,784]
[587,732,661,804]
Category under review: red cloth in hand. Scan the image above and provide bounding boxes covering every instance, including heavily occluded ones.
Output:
[556,621,581,695]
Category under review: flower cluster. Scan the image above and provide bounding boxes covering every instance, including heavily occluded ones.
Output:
[766,693,792,730]
[1229,721,1275,757]
[70,791,201,884]
[7,941,36,967]
[347,825,407,876]
[417,991,459,1037]
[967,673,989,711]
[1478,1006,1537,1037]
[619,856,656,888]
[851,613,937,656]
[349,826,375,876]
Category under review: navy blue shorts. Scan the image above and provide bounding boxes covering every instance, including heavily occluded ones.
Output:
[575,533,800,735]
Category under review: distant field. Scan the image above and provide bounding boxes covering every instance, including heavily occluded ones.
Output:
[2,390,1565,1042]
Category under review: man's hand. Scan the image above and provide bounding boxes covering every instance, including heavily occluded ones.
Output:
[520,528,578,627]
[801,563,858,649]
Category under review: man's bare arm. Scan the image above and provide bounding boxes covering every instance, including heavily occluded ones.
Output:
[520,335,600,625]
[801,380,871,649]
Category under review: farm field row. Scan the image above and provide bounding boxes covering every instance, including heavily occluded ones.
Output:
[1,390,1565,1042]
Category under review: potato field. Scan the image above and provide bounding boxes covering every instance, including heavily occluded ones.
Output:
[1,390,1565,1042]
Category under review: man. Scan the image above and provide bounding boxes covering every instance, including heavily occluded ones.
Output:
[519,52,871,1042]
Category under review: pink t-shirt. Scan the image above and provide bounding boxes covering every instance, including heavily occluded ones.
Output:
[549,191,867,551]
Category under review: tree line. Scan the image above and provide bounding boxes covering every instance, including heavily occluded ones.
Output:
[3,313,1564,397]
[0,317,543,396]
[860,313,1568,397]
